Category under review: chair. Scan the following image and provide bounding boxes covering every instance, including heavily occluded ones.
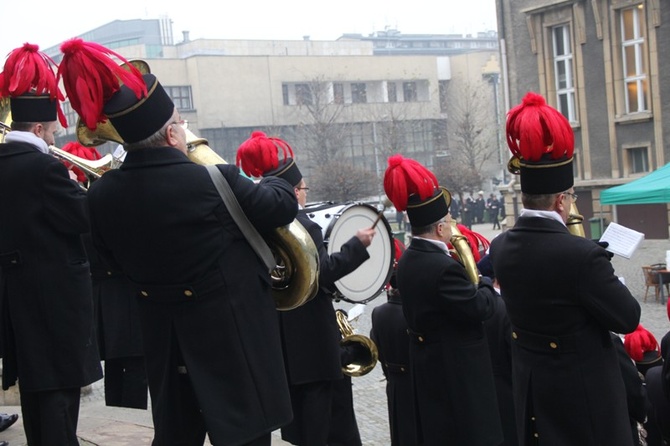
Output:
[642,265,670,302]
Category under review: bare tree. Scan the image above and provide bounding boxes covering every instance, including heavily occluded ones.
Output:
[436,80,498,199]
[309,160,377,202]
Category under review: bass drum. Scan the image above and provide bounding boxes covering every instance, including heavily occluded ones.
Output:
[304,202,394,304]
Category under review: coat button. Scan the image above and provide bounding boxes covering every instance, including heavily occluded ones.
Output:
[107,271,113,276]
[534,433,539,438]
[184,290,193,297]
[400,367,405,372]
[512,331,518,339]
[549,342,558,349]
[140,291,149,297]
[418,336,424,342]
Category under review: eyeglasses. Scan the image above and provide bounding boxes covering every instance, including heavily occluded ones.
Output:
[296,187,309,191]
[564,192,578,202]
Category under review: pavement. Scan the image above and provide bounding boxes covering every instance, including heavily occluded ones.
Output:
[1,222,669,446]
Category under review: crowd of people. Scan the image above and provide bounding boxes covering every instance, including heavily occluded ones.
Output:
[0,40,669,446]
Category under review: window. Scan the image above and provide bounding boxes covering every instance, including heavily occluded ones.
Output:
[387,82,397,103]
[403,82,417,102]
[333,83,344,104]
[438,81,448,113]
[164,86,193,111]
[620,6,648,114]
[295,84,312,106]
[627,147,649,174]
[282,85,290,106]
[351,83,367,104]
[552,25,576,122]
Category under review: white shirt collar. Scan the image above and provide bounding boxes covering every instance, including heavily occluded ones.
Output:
[411,236,451,256]
[4,131,49,154]
[519,208,566,227]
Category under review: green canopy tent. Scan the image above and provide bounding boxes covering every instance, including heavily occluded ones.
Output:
[600,163,670,205]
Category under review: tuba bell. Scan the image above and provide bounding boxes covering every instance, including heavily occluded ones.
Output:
[335,309,378,377]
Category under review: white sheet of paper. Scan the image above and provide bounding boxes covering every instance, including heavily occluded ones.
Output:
[599,222,645,259]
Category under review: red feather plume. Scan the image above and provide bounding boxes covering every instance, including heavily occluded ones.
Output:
[506,92,574,162]
[61,141,102,183]
[624,324,660,362]
[58,38,147,131]
[0,43,67,127]
[383,154,439,211]
[235,131,295,178]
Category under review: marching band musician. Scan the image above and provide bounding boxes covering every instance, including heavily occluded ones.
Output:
[489,92,641,445]
[62,141,149,411]
[58,40,298,446]
[370,238,419,446]
[236,131,375,446]
[0,43,102,445]
[382,154,503,446]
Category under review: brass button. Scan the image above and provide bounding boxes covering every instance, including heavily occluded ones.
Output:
[534,433,539,438]
[418,336,424,342]
[512,331,518,339]
[184,290,193,297]
[549,342,558,349]
[107,271,113,276]
[400,367,405,372]
[140,291,149,297]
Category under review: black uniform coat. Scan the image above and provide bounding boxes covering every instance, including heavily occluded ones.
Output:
[483,294,518,446]
[397,238,503,446]
[87,147,297,446]
[0,141,102,391]
[370,290,418,446]
[489,216,641,446]
[278,212,370,386]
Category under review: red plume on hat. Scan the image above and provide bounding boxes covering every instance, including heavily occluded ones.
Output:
[506,92,574,162]
[61,141,102,183]
[0,43,67,127]
[383,154,439,212]
[58,38,147,131]
[236,131,295,178]
[624,324,660,362]
[452,224,489,263]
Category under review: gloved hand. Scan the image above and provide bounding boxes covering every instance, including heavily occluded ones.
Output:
[595,240,614,260]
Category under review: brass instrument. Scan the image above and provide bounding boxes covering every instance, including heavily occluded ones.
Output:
[449,222,480,284]
[74,59,319,311]
[335,309,378,377]
[567,202,586,237]
[49,146,117,182]
[180,129,320,311]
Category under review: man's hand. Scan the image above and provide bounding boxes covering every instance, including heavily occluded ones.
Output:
[356,228,376,247]
[595,240,614,260]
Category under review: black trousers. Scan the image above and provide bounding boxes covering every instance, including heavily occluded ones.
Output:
[104,356,148,409]
[20,387,81,446]
[281,380,334,445]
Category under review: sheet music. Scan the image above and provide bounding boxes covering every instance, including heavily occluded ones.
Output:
[599,222,645,259]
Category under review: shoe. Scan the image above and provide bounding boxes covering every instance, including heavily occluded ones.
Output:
[0,413,18,432]
[0,441,8,446]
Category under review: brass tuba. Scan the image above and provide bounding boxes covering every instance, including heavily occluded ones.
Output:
[449,222,480,284]
[179,129,320,311]
[335,309,379,377]
[74,59,319,311]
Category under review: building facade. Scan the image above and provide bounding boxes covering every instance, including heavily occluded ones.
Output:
[48,19,502,203]
[496,0,670,238]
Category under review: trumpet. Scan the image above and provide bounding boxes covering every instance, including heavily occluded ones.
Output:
[49,146,118,182]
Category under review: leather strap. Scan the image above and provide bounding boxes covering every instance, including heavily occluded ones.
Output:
[205,165,275,273]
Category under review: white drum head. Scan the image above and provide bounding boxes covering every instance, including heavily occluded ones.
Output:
[324,203,394,303]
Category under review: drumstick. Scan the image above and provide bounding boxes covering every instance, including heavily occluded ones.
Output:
[370,210,384,230]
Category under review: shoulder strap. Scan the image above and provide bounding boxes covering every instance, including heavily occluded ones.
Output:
[205,165,275,273]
